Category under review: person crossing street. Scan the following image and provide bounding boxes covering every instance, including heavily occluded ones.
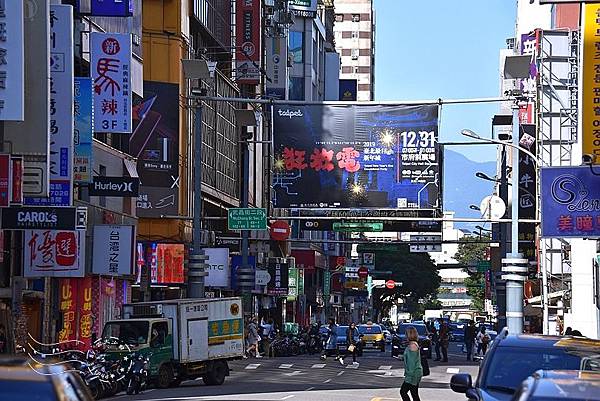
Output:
[346,322,360,365]
[321,318,343,365]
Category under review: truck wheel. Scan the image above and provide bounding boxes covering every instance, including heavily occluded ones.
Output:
[203,361,227,386]
[157,364,173,389]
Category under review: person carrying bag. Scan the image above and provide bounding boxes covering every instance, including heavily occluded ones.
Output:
[400,326,424,401]
[346,322,360,365]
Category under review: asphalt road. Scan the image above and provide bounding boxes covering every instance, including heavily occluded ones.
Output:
[108,343,479,401]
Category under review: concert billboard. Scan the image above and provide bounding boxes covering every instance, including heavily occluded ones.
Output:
[273,104,440,209]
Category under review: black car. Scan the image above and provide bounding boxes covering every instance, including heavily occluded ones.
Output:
[450,329,600,401]
[392,323,432,359]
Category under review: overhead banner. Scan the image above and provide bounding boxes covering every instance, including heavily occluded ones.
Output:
[92,225,134,276]
[24,230,86,277]
[91,0,133,17]
[203,248,230,288]
[131,81,179,217]
[518,124,537,264]
[0,1,24,120]
[235,0,260,85]
[265,36,287,100]
[273,104,440,209]
[74,78,94,183]
[91,32,132,134]
[26,5,75,207]
[583,4,600,163]
[541,166,600,237]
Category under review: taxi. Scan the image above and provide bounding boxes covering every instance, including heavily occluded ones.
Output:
[358,323,386,352]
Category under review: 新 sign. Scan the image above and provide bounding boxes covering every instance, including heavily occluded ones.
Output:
[91,32,132,133]
[92,225,134,276]
[541,166,600,237]
[24,230,85,277]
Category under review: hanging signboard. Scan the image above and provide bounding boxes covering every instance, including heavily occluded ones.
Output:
[518,124,537,264]
[11,156,23,205]
[0,155,9,207]
[0,1,24,120]
[91,0,133,17]
[265,36,287,100]
[92,225,134,276]
[58,277,93,349]
[273,104,440,209]
[24,230,86,277]
[0,206,87,231]
[203,248,230,288]
[267,258,289,296]
[583,4,600,164]
[235,0,260,85]
[74,78,94,183]
[89,176,139,197]
[91,32,132,133]
[541,166,600,237]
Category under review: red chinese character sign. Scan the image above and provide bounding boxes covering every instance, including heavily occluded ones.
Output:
[91,32,132,133]
[58,277,93,349]
[541,166,600,238]
[273,105,440,209]
[23,230,86,277]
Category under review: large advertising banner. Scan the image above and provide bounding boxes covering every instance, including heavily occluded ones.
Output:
[74,78,93,183]
[91,32,132,134]
[136,243,184,284]
[24,230,86,277]
[131,81,179,218]
[583,4,600,163]
[235,0,260,85]
[541,166,600,238]
[273,104,440,209]
[0,1,24,120]
[518,124,537,265]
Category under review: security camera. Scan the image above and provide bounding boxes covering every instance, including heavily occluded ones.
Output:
[582,154,595,165]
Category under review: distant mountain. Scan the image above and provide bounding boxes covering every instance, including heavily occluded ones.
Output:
[442,150,497,230]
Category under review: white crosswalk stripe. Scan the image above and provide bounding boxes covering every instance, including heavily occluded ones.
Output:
[278,364,294,369]
[446,367,460,374]
[311,363,326,369]
[378,365,392,370]
[346,362,360,369]
[245,364,261,369]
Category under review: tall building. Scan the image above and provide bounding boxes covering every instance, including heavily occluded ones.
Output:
[333,0,375,101]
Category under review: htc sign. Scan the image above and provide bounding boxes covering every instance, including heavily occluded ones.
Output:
[89,176,139,197]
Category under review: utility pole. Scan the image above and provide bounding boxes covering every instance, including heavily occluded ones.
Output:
[496,143,508,329]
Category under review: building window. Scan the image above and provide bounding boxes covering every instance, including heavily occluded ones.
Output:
[352,14,360,22]
[288,31,304,63]
[351,31,359,39]
[353,66,359,74]
[289,77,305,100]
[351,48,359,60]
[335,14,344,22]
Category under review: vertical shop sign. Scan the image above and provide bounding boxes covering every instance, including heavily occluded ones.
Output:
[266,36,287,99]
[287,267,298,301]
[74,78,93,183]
[91,32,132,133]
[25,5,74,206]
[583,4,600,163]
[235,0,260,84]
[0,155,9,206]
[267,258,289,296]
[0,1,24,120]
[78,277,93,349]
[518,124,537,268]
[298,268,304,295]
[23,230,86,277]
[10,156,23,205]
[58,278,78,343]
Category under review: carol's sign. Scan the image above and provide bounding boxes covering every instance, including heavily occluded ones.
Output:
[541,166,600,238]
[0,207,87,230]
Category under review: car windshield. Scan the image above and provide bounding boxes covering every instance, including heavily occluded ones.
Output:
[398,324,428,336]
[102,321,149,345]
[0,380,56,401]
[482,346,591,392]
[359,325,382,334]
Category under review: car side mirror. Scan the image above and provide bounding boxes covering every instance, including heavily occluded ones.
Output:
[450,373,473,394]
[465,388,480,401]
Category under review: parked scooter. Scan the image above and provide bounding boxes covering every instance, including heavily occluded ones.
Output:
[125,352,151,395]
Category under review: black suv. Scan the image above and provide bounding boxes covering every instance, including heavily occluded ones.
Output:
[450,328,600,401]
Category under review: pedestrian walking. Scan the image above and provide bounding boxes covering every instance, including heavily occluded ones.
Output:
[439,320,450,362]
[246,317,262,358]
[321,318,343,365]
[399,326,423,401]
[476,325,491,356]
[346,322,360,365]
[464,320,477,361]
[261,318,274,357]
[430,326,441,361]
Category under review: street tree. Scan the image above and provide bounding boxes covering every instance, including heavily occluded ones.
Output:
[454,236,489,312]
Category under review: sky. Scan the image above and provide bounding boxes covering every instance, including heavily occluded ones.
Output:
[374,0,517,163]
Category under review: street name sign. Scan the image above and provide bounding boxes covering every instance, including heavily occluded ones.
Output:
[332,222,383,232]
[228,208,267,230]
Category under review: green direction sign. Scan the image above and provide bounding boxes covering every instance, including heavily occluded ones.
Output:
[298,269,305,295]
[287,268,298,301]
[324,270,331,297]
[332,222,383,232]
[477,260,491,273]
[227,208,267,230]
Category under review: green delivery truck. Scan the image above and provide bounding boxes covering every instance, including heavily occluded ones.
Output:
[102,297,244,388]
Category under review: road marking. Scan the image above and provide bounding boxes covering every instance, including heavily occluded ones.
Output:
[337,371,344,376]
[281,396,295,400]
[378,365,392,370]
[284,370,304,377]
[446,367,460,374]
[323,379,332,383]
[245,363,261,369]
[305,386,315,391]
[279,363,294,369]
[311,363,326,369]
[346,362,359,369]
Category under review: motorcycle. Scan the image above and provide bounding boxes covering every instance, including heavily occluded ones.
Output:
[125,353,151,395]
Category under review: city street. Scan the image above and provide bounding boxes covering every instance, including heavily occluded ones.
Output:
[108,345,478,401]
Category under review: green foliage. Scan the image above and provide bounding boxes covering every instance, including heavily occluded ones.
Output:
[454,236,489,312]
[357,243,441,318]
